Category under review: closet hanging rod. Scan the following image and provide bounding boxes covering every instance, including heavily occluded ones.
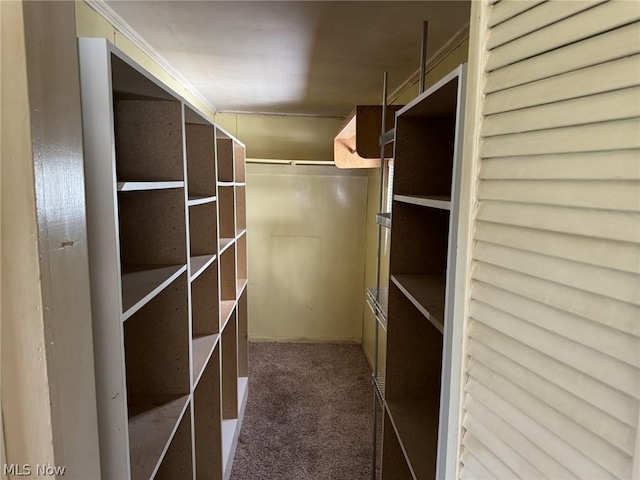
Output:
[246,158,336,166]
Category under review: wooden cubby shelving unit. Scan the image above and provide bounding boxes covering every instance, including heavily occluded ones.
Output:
[379,65,466,480]
[79,38,249,480]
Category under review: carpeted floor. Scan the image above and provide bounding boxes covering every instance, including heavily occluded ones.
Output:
[229,343,375,480]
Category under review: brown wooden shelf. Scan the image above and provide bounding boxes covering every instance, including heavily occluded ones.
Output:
[386,398,440,480]
[334,105,401,168]
[121,264,186,320]
[391,274,445,333]
[128,394,190,480]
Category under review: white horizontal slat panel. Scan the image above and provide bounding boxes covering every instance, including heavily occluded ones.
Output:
[486,1,640,71]
[479,150,640,181]
[472,281,640,366]
[462,431,518,478]
[474,241,640,305]
[484,55,640,115]
[465,376,618,479]
[479,178,640,212]
[470,299,640,399]
[488,0,546,28]
[483,87,640,136]
[475,221,640,275]
[468,340,637,455]
[467,320,639,428]
[473,261,640,337]
[487,1,603,49]
[463,412,545,478]
[476,201,640,244]
[481,118,640,158]
[464,395,577,479]
[460,3,640,479]
[467,358,632,478]
[460,450,497,480]
[460,0,640,479]
[485,21,640,93]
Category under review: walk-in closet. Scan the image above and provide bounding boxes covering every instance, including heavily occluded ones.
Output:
[3,1,639,480]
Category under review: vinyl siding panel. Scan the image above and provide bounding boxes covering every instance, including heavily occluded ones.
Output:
[458,2,640,478]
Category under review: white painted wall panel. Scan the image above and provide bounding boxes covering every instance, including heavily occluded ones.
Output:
[245,164,368,342]
[457,2,640,478]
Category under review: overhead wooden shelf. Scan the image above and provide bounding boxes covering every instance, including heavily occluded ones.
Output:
[334,105,402,168]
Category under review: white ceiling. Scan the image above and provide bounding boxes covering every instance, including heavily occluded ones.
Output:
[105,1,470,117]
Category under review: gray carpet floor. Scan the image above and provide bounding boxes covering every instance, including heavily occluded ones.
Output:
[229,343,374,480]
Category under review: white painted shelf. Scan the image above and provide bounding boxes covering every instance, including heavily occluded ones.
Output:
[117,181,184,192]
[386,399,440,480]
[391,274,445,333]
[187,195,216,206]
[189,254,216,282]
[128,394,190,480]
[219,237,235,254]
[121,264,187,321]
[394,194,451,210]
[220,300,236,332]
[192,334,219,387]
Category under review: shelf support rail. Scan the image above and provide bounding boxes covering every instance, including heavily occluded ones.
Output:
[419,21,429,94]
[371,70,389,480]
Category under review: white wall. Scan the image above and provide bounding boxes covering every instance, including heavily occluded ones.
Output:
[246,164,368,342]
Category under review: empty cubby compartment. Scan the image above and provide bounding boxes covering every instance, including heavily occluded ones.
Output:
[113,99,184,183]
[218,186,236,239]
[216,135,234,183]
[189,201,218,257]
[194,344,223,479]
[185,120,216,199]
[118,188,187,266]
